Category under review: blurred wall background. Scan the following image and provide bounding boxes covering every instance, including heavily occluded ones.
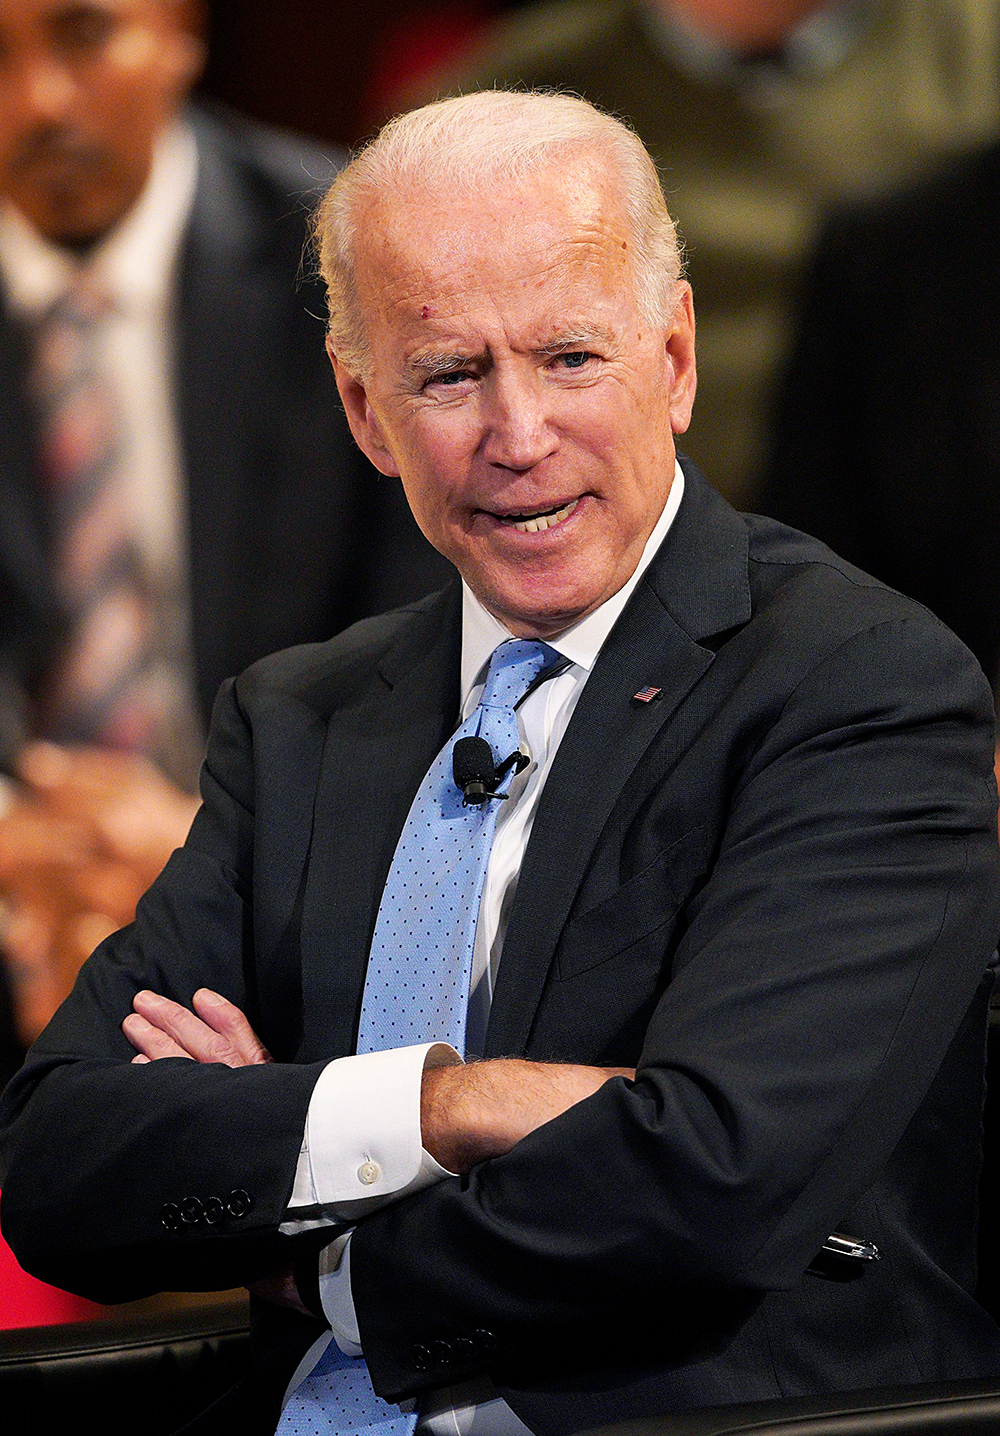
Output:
[198,0,525,146]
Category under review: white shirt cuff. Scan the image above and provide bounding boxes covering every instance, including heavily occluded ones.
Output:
[280,1041,460,1232]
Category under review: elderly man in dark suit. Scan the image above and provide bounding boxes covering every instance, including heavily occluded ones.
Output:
[2,90,999,1435]
[0,0,449,1064]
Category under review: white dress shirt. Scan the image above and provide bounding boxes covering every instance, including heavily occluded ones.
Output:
[0,121,205,789]
[281,465,685,1431]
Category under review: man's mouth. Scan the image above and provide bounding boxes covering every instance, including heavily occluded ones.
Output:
[495,499,579,533]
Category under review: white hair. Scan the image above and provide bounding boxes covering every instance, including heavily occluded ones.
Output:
[313,89,685,379]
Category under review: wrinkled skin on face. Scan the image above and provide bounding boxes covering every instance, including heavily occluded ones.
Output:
[332,158,697,640]
[0,0,203,243]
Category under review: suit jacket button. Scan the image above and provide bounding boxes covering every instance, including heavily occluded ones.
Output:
[472,1329,497,1354]
[203,1195,225,1225]
[452,1337,476,1362]
[180,1196,204,1225]
[429,1340,453,1367]
[227,1189,252,1219]
[412,1345,433,1371]
[160,1202,181,1232]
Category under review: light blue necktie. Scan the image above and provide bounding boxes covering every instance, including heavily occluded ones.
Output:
[277,639,559,1436]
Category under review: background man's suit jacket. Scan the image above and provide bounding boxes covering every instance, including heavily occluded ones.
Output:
[2,465,999,1434]
[0,102,452,759]
[759,139,1000,689]
[0,103,451,1084]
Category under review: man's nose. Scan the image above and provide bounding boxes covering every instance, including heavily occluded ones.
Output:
[480,369,558,471]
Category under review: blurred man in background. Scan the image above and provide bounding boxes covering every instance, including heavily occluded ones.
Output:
[760,137,1000,710]
[0,0,451,1073]
[429,0,1000,508]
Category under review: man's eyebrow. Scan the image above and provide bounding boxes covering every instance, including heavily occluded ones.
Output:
[403,326,616,379]
[534,326,616,356]
[405,350,480,379]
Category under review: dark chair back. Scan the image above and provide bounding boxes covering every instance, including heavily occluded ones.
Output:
[0,1299,251,1436]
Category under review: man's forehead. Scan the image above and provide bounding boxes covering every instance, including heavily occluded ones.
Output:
[354,162,633,313]
[1,0,140,19]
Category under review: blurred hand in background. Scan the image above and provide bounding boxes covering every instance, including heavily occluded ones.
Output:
[0,742,198,1045]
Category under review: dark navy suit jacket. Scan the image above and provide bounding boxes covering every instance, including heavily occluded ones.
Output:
[2,464,999,1433]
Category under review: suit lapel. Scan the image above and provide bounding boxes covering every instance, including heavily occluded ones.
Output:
[176,117,289,724]
[0,299,53,623]
[298,584,463,1060]
[486,464,751,1057]
[0,298,58,764]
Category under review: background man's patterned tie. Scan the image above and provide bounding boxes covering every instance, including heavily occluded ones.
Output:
[277,638,560,1436]
[31,280,158,754]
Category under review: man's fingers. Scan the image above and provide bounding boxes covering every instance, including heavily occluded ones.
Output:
[122,1011,193,1062]
[192,988,273,1065]
[129,989,242,1065]
[17,742,199,877]
[125,989,271,1067]
[0,803,94,872]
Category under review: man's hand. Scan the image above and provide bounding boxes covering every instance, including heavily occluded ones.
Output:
[0,743,200,1045]
[421,1058,634,1173]
[15,743,201,877]
[124,988,632,1173]
[122,988,309,1315]
[123,988,273,1066]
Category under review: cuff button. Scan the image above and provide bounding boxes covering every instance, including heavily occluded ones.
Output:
[472,1329,497,1354]
[452,1337,476,1362]
[412,1345,433,1371]
[227,1189,252,1219]
[180,1196,204,1225]
[203,1195,225,1224]
[160,1202,181,1232]
[358,1161,382,1186]
[429,1340,454,1367]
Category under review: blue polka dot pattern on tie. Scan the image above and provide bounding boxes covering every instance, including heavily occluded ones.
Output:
[276,639,560,1436]
[279,1339,412,1436]
[357,638,560,1058]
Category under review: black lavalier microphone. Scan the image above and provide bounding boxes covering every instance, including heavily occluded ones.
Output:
[453,736,529,807]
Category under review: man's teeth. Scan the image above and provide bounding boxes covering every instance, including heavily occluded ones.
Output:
[501,499,578,534]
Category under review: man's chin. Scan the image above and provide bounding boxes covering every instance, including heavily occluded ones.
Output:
[11,174,131,247]
[479,586,604,640]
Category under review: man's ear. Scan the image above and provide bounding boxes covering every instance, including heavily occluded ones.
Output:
[664,283,697,436]
[328,342,401,478]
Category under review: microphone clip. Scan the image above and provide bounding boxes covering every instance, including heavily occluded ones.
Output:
[453,736,529,808]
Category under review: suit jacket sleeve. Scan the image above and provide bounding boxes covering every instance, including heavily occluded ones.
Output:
[0,674,328,1301]
[347,609,1000,1399]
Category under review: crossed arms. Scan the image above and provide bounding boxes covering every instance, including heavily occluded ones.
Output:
[1,588,998,1400]
[124,984,633,1189]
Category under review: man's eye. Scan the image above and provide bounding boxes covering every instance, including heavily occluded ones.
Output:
[54,9,117,56]
[428,370,472,387]
[558,351,592,369]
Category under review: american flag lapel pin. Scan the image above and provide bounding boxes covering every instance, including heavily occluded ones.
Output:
[632,685,662,704]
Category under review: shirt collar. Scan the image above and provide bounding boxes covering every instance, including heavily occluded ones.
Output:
[461,459,685,705]
[0,118,198,321]
[642,1,871,97]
